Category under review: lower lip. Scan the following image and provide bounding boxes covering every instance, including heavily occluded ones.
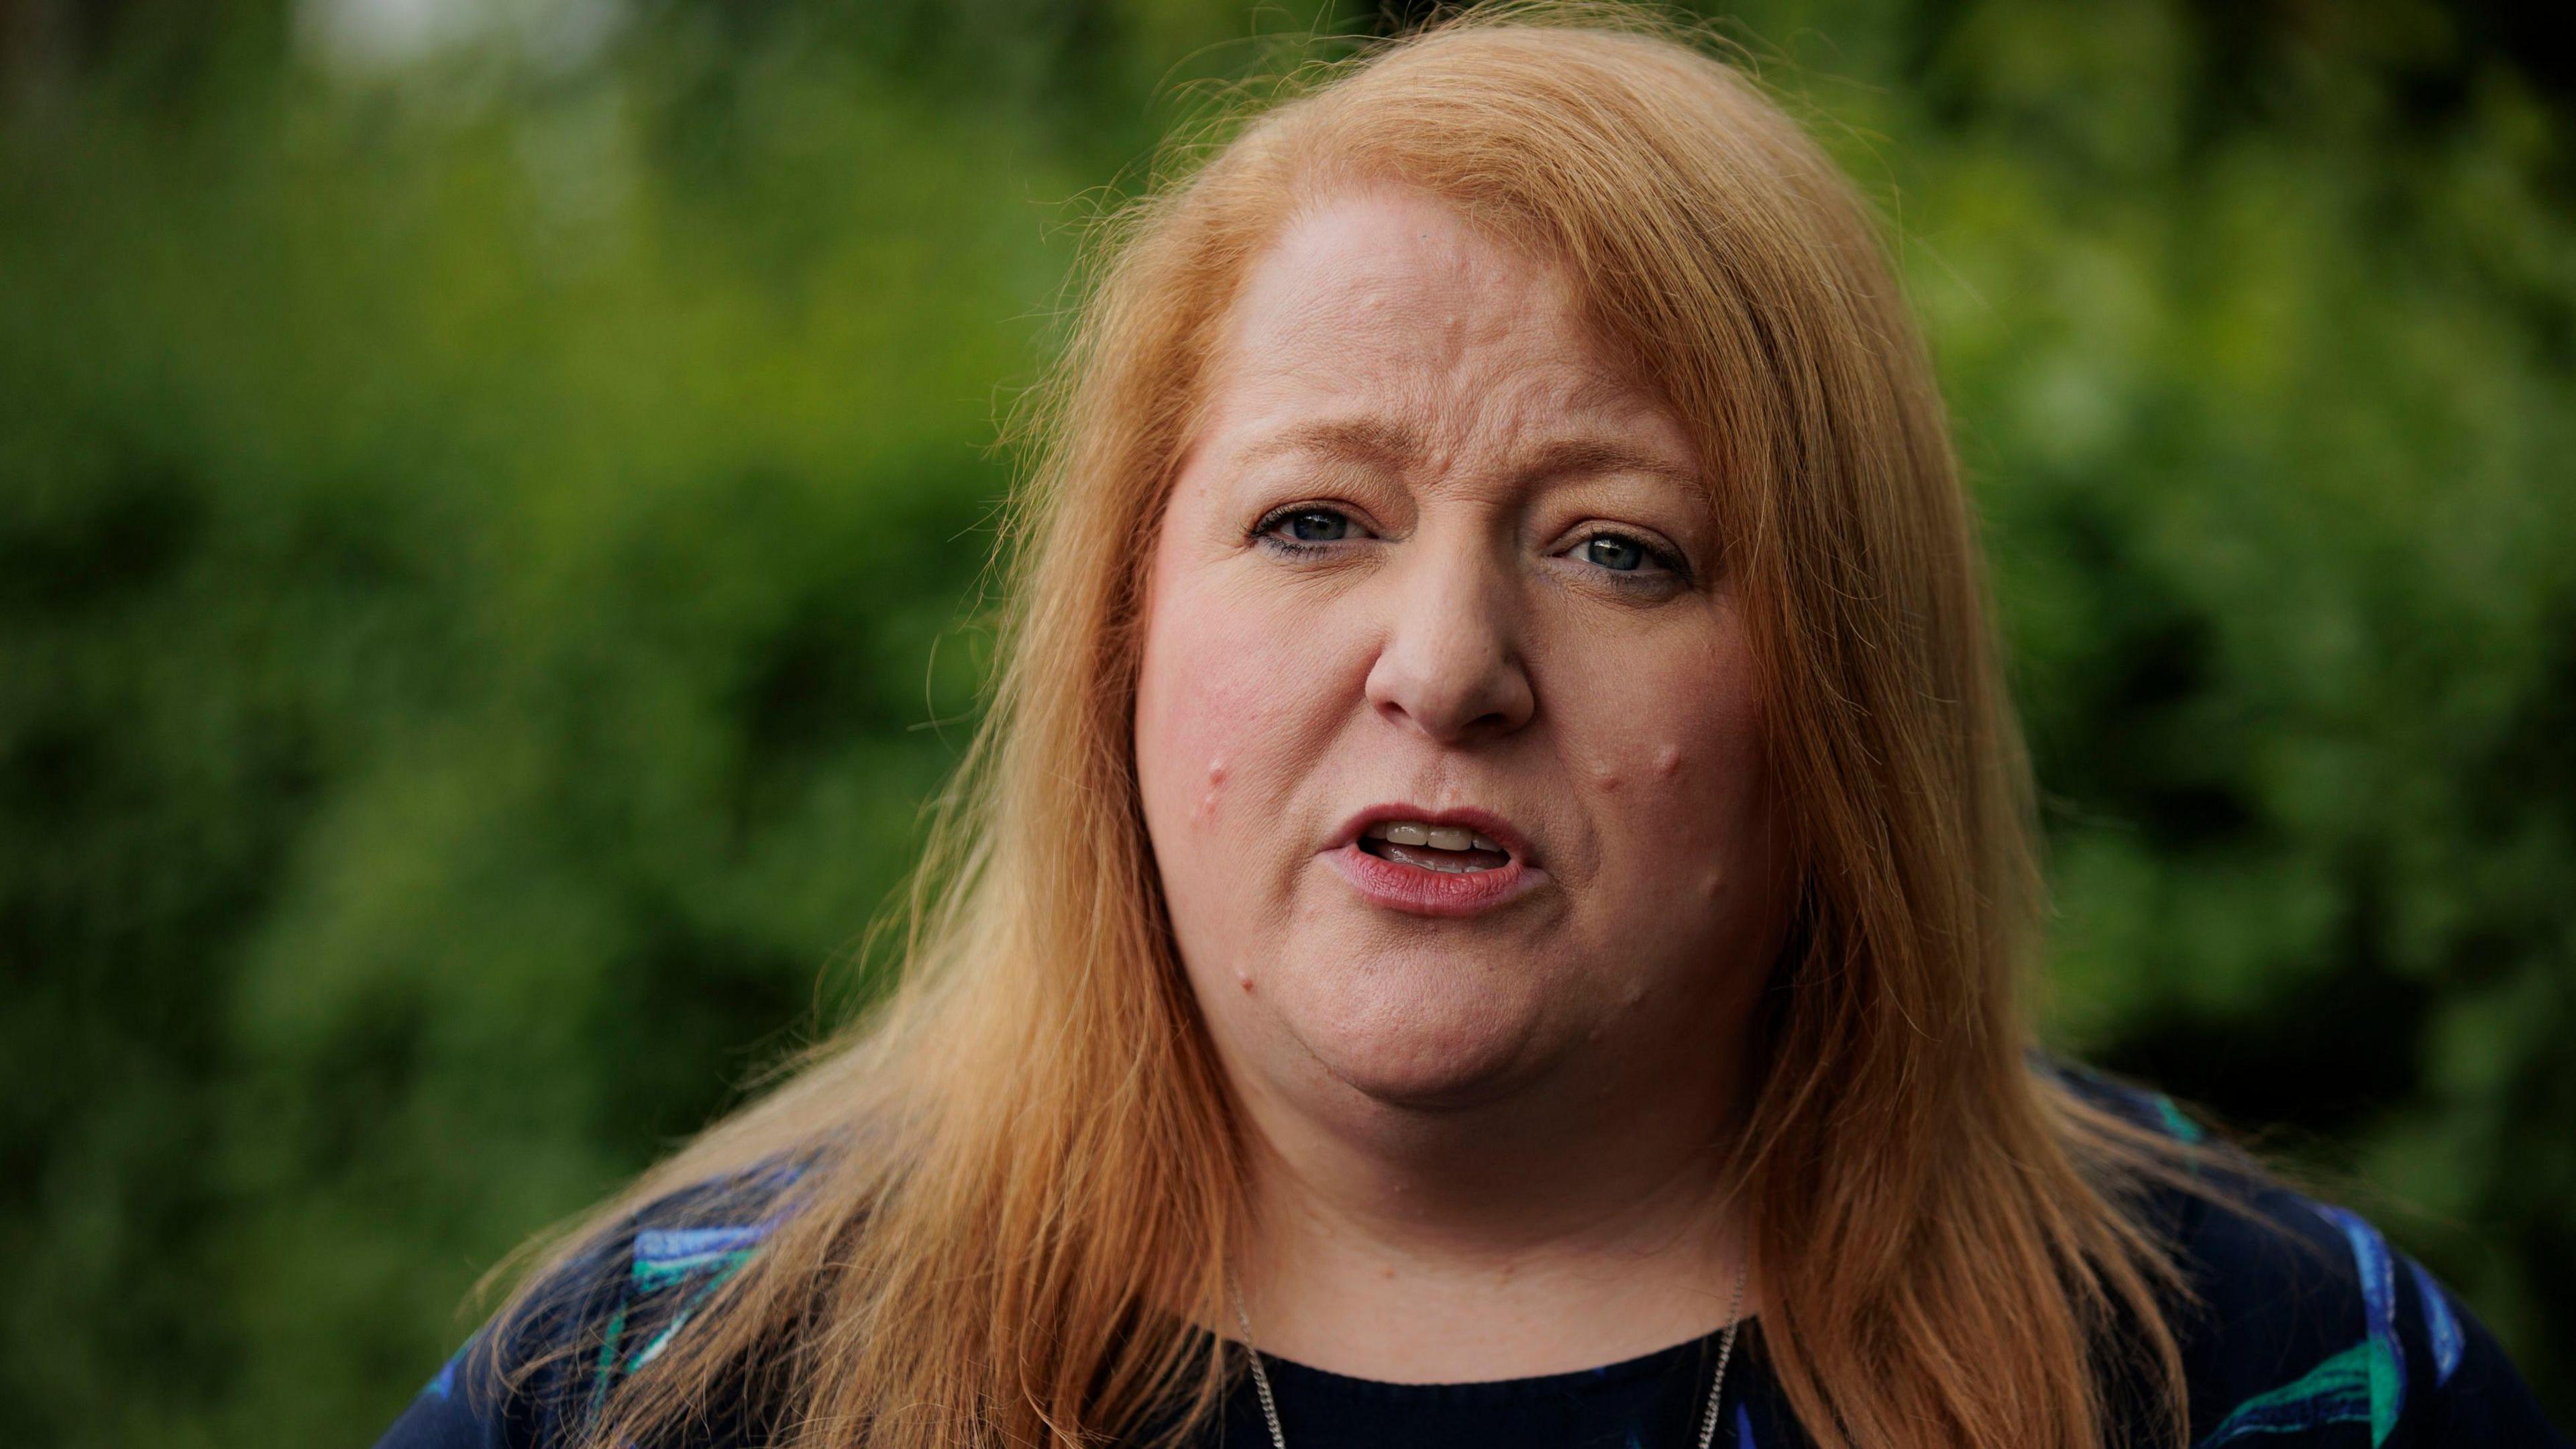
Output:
[1325,843,1542,918]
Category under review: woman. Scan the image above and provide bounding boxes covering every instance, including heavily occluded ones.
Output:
[375,9,2563,1448]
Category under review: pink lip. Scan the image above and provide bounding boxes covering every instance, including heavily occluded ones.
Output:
[1323,803,1546,919]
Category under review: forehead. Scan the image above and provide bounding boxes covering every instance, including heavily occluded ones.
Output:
[1195,186,1691,474]
[1231,185,1576,350]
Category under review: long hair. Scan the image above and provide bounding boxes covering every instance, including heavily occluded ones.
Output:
[486,7,2214,1447]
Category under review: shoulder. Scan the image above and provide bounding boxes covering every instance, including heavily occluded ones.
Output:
[372,1158,815,1449]
[2040,1057,2567,1447]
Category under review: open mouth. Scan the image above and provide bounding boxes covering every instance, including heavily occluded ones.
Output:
[1356,820,1514,874]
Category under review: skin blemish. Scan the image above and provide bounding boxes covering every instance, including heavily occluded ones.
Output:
[1654,744,1683,778]
[1195,756,1230,824]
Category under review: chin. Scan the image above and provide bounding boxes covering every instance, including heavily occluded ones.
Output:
[1287,975,1550,1111]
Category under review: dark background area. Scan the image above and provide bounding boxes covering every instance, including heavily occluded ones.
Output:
[3,0,2570,1440]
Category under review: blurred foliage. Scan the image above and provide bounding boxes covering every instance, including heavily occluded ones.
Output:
[2,0,2569,1442]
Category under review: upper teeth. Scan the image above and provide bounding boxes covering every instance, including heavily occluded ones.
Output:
[1366,821,1505,853]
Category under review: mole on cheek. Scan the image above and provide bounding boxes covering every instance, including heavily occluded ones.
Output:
[1193,756,1229,824]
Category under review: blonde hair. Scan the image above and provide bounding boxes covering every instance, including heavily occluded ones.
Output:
[487,7,2216,1446]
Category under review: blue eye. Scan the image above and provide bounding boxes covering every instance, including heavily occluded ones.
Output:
[1580,534,1648,572]
[1563,529,1692,594]
[1254,504,1364,555]
[1284,509,1351,543]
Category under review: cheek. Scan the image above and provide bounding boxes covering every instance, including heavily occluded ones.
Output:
[1133,552,1364,999]
[1566,631,1777,898]
[1138,634,1260,836]
[1670,694,1778,902]
[1134,564,1334,849]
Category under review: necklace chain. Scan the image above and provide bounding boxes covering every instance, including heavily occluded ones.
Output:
[1226,1258,1751,1449]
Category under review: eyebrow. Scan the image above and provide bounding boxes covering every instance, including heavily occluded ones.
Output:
[1234,418,1699,492]
[1510,435,1701,492]
[1233,417,1420,474]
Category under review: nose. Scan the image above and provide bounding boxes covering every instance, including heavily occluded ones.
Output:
[1361,525,1536,744]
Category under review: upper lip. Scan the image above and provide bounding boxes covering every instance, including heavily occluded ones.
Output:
[1330,803,1538,865]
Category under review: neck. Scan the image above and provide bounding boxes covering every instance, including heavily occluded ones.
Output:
[1226,1029,1760,1383]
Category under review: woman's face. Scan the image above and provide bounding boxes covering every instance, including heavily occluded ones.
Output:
[1134,185,1791,1118]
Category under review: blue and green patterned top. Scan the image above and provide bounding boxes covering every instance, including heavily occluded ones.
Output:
[375,1071,2566,1448]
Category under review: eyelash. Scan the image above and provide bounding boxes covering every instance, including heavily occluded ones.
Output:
[1248,505,1354,559]
[1249,504,1693,590]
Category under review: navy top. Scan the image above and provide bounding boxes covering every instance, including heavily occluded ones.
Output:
[376,1075,2567,1448]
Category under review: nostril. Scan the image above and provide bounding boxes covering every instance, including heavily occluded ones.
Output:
[1360,623,1535,745]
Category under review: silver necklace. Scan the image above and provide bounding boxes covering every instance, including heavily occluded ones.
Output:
[1226,1257,1751,1449]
